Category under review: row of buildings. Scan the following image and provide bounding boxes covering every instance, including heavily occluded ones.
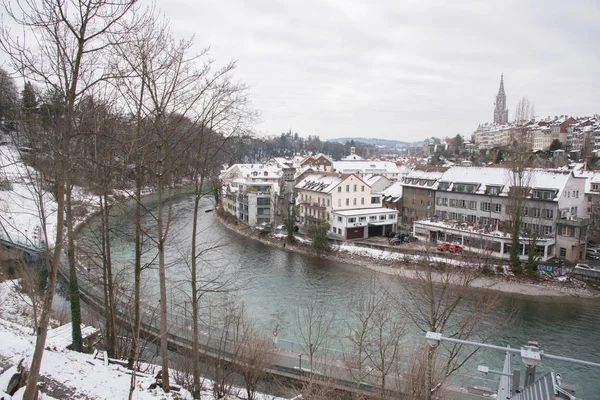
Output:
[219,148,600,263]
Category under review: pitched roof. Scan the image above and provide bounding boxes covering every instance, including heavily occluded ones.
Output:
[295,173,343,193]
[333,160,400,174]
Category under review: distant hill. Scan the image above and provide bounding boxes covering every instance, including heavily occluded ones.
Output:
[329,137,423,147]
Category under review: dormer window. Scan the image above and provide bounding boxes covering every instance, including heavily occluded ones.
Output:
[264,171,268,176]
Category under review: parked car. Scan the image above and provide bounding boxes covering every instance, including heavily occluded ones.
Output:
[574,263,593,271]
[437,243,450,251]
[448,244,463,253]
[586,249,600,260]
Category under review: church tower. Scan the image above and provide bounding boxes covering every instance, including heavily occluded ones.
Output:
[493,73,508,125]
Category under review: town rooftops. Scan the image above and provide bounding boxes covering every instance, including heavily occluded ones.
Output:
[333,160,400,175]
[437,166,581,199]
[381,181,403,202]
[576,170,600,194]
[295,173,344,193]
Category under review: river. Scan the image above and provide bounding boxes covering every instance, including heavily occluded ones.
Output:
[82,194,600,398]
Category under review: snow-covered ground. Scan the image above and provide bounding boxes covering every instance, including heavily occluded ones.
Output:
[0,144,103,250]
[0,280,288,400]
[0,145,58,249]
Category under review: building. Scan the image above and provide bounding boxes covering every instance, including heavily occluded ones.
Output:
[236,181,277,226]
[577,170,600,243]
[333,160,401,180]
[402,166,447,224]
[331,208,399,239]
[493,74,509,125]
[381,181,403,222]
[300,153,333,172]
[413,166,589,262]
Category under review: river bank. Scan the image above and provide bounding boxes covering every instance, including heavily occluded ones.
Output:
[214,210,600,299]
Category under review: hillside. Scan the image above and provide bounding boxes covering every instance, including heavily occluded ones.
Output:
[328,137,423,147]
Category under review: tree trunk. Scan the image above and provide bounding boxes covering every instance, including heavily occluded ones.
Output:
[23,183,66,400]
[102,194,119,358]
[157,170,171,392]
[66,183,83,352]
[99,195,115,356]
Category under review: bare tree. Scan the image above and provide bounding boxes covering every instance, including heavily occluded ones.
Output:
[1,0,139,396]
[395,255,510,400]
[293,297,334,376]
[506,97,536,272]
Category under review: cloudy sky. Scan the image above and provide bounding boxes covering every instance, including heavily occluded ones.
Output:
[11,0,600,142]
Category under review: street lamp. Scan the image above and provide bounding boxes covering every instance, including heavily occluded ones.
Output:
[298,353,303,371]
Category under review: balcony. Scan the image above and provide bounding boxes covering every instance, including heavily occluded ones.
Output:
[556,217,590,227]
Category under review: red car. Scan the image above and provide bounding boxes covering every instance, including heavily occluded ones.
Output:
[437,243,450,251]
[448,244,463,253]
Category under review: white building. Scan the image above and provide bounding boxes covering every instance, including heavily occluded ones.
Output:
[414,166,589,262]
[333,160,401,180]
[332,208,398,240]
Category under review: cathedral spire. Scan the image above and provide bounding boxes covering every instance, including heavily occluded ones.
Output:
[494,73,508,124]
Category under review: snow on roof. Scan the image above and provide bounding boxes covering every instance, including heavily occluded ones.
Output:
[333,160,400,174]
[295,173,343,193]
[362,174,387,187]
[382,181,403,199]
[575,170,600,194]
[333,207,397,217]
[219,163,282,181]
[340,154,364,161]
[438,166,576,198]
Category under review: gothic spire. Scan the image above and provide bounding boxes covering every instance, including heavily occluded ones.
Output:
[494,73,508,124]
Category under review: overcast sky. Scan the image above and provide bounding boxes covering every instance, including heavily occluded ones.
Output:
[7,0,599,142]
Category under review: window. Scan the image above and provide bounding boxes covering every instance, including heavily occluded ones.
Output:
[469,201,477,210]
[487,186,500,195]
[371,197,381,204]
[467,215,477,223]
[338,187,341,193]
[532,208,541,218]
[359,216,366,222]
[379,215,386,220]
[441,211,448,219]
[346,185,349,192]
[481,202,491,212]
[348,217,356,223]
[494,204,502,213]
[389,214,395,219]
[543,209,553,219]
[522,207,529,216]
[437,198,443,206]
[327,199,330,206]
[479,216,490,225]
[361,198,364,205]
[460,200,467,208]
[450,199,457,207]
[338,199,341,207]
[449,212,457,220]
[544,225,553,235]
[560,247,566,257]
[353,198,357,205]
[354,184,357,192]
[570,206,578,217]
[369,215,377,221]
[337,216,342,222]
[574,190,579,198]
[592,183,599,191]
[442,198,448,206]
[420,199,424,205]
[346,198,349,206]
[361,185,365,192]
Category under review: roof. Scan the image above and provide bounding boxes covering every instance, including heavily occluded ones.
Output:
[362,174,389,188]
[219,163,282,181]
[333,207,397,217]
[333,160,400,174]
[576,170,600,194]
[381,181,403,200]
[340,154,364,161]
[437,166,578,199]
[295,173,343,193]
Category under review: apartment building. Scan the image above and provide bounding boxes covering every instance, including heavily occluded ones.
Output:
[401,167,447,225]
[413,167,588,262]
[295,173,394,239]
